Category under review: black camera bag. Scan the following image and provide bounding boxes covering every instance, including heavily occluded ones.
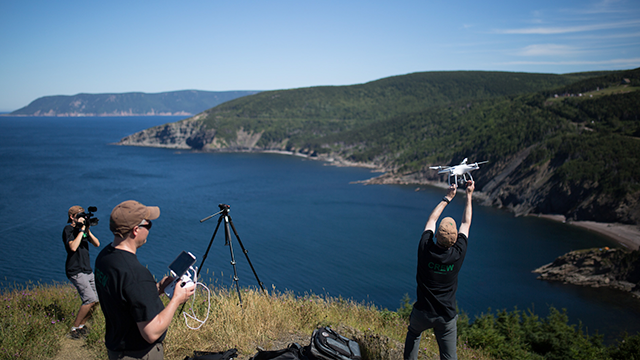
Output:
[308,327,361,360]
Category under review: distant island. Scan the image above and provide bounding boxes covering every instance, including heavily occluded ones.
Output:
[7,90,260,116]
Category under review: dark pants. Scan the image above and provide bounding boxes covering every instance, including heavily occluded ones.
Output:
[108,343,163,360]
[404,307,457,360]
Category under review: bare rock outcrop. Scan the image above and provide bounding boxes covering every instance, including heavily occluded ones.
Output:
[118,118,208,149]
[533,248,640,299]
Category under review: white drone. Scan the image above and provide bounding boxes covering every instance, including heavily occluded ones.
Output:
[430,158,488,186]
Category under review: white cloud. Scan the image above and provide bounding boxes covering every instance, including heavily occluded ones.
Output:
[499,57,640,66]
[517,44,578,56]
[577,0,628,14]
[495,19,640,35]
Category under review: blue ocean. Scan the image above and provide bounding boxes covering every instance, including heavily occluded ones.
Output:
[1,115,638,342]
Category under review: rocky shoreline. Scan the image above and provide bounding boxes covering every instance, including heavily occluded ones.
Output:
[533,247,640,299]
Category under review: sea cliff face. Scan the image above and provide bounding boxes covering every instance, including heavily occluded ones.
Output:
[117,117,211,149]
[533,248,640,299]
[352,147,640,225]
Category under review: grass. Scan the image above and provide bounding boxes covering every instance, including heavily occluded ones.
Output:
[0,282,494,360]
[546,84,640,103]
[0,282,80,359]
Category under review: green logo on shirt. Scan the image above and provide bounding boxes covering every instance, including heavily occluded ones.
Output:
[428,262,454,274]
[95,268,108,288]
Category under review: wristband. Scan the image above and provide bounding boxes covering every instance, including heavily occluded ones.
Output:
[442,196,450,204]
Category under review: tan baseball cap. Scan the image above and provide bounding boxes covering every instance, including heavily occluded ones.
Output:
[436,217,458,248]
[110,200,160,238]
[68,206,84,223]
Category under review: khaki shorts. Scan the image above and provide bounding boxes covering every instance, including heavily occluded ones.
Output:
[69,272,98,305]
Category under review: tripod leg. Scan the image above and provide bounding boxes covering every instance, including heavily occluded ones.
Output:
[224,215,243,307]
[197,215,224,280]
[228,216,266,293]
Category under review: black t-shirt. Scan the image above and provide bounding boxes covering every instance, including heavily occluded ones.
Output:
[94,244,166,352]
[414,229,468,321]
[62,224,92,278]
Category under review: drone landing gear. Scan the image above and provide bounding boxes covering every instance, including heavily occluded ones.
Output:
[449,173,473,187]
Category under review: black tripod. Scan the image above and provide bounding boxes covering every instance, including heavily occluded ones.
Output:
[198,204,265,307]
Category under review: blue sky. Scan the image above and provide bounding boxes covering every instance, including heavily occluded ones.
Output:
[1,0,639,112]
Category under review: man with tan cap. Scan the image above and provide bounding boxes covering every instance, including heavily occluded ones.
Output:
[94,200,195,360]
[404,181,475,360]
[62,205,101,339]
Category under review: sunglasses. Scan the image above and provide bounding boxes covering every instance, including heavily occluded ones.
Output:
[138,220,152,230]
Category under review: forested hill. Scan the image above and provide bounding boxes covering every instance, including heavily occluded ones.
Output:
[117,69,640,224]
[9,90,259,116]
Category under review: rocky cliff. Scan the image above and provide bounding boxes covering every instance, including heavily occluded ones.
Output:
[533,248,640,299]
[117,115,266,151]
[354,148,640,225]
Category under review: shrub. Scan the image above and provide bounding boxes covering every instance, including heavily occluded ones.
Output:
[459,306,609,360]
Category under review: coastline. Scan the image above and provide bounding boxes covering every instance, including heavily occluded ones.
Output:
[263,150,640,252]
[532,214,640,251]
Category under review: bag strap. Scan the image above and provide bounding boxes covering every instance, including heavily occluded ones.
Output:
[186,348,238,360]
[250,343,305,360]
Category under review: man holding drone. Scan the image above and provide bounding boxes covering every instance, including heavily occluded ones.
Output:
[404,180,474,360]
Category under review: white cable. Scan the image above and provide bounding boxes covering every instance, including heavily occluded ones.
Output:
[182,266,211,330]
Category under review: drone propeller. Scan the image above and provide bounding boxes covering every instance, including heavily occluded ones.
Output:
[429,165,449,170]
[475,160,488,165]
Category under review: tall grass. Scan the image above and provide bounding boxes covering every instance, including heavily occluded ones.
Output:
[0,282,81,359]
[5,281,638,360]
[1,282,494,360]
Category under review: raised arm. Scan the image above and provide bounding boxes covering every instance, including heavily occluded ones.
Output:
[458,181,474,238]
[67,226,85,252]
[425,184,457,232]
[86,227,100,247]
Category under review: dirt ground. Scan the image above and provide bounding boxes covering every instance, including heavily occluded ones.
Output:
[51,337,93,360]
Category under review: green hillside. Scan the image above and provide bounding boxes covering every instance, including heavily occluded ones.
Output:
[120,69,640,223]
[206,71,584,120]
[10,90,259,116]
[196,71,594,149]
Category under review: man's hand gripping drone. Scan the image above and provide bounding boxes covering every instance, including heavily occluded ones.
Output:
[430,158,488,186]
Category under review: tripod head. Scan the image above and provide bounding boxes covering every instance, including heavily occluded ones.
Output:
[200,204,231,223]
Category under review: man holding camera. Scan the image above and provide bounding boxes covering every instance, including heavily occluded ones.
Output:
[404,181,474,360]
[94,200,195,360]
[62,205,101,339]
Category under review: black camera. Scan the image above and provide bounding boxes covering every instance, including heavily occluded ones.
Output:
[76,206,99,227]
